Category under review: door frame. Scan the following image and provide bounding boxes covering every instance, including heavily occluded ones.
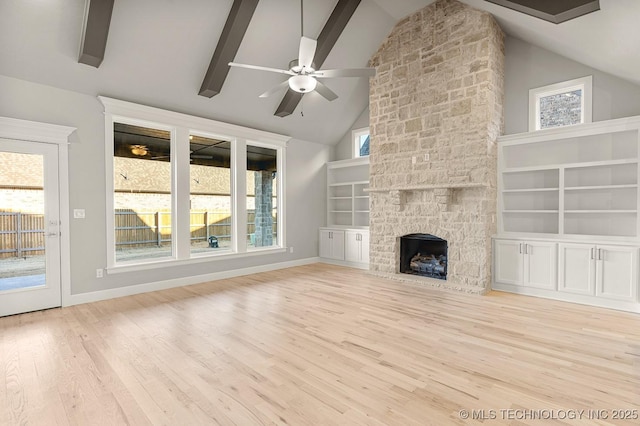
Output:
[0,117,75,307]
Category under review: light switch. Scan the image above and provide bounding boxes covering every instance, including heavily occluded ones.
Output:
[73,209,86,219]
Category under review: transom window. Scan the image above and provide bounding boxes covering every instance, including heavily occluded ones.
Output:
[529,76,592,131]
[353,127,370,158]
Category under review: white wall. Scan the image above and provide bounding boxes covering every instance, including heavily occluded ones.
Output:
[325,36,640,156]
[333,106,370,161]
[504,36,640,135]
[0,75,330,295]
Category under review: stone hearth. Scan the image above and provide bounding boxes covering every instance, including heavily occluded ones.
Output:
[368,0,504,294]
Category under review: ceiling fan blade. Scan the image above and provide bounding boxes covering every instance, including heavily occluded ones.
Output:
[228,62,294,75]
[298,36,317,70]
[315,81,338,102]
[259,80,290,98]
[311,68,376,78]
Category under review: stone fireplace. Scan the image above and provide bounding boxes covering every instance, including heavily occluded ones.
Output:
[368,0,504,294]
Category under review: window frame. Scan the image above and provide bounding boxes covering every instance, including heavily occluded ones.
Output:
[245,139,285,252]
[100,97,289,273]
[528,76,593,131]
[352,127,370,158]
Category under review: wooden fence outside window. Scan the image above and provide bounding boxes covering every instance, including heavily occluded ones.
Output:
[0,210,277,258]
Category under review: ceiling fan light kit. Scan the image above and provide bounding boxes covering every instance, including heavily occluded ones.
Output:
[130,145,148,156]
[227,0,374,106]
[288,74,317,93]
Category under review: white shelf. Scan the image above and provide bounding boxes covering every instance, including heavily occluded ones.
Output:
[503,158,638,174]
[329,180,368,186]
[504,210,559,213]
[498,116,640,239]
[327,157,370,228]
[565,210,637,214]
[564,158,638,169]
[503,188,559,193]
[565,184,637,191]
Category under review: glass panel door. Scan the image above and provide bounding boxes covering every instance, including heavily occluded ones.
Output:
[0,139,61,316]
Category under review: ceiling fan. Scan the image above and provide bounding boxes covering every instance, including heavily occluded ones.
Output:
[228,0,375,101]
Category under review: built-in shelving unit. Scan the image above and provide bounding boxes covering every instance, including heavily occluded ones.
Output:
[498,117,640,239]
[327,157,370,228]
[494,116,640,313]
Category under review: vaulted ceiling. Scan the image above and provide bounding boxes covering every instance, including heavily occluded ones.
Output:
[0,0,638,145]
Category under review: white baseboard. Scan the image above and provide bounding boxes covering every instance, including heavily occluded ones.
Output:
[492,282,640,313]
[65,257,321,307]
[318,258,369,270]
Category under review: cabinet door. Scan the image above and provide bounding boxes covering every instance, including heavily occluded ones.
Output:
[331,230,345,261]
[494,239,524,285]
[319,230,332,258]
[360,231,370,264]
[596,245,638,302]
[524,241,557,289]
[558,243,595,295]
[344,231,360,262]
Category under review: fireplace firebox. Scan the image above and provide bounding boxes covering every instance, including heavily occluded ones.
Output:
[399,234,448,280]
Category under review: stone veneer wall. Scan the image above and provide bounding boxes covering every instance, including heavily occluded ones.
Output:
[368,0,504,292]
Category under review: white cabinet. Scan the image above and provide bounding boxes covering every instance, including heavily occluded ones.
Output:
[557,243,594,295]
[320,228,369,267]
[345,230,369,264]
[494,239,556,289]
[559,243,638,302]
[319,229,345,260]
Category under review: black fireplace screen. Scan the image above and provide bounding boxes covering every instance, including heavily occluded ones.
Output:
[399,234,447,280]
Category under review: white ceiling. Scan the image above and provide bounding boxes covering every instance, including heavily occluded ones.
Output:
[0,0,638,146]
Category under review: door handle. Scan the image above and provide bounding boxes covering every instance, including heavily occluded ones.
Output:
[519,243,523,254]
[524,244,529,255]
[46,232,58,237]
[598,248,603,261]
[590,247,595,260]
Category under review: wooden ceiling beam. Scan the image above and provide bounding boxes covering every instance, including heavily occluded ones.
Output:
[274,0,362,118]
[78,0,115,67]
[199,0,260,98]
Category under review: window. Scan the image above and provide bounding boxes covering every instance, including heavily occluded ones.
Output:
[529,76,592,131]
[189,134,233,256]
[113,122,173,263]
[353,127,370,158]
[100,97,288,271]
[246,144,278,249]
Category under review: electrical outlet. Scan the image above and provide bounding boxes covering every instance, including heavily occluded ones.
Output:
[289,246,294,253]
[96,268,103,278]
[73,209,86,219]
[412,156,417,164]
[424,153,430,161]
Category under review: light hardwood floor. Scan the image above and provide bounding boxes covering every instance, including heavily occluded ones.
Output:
[1,263,639,425]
